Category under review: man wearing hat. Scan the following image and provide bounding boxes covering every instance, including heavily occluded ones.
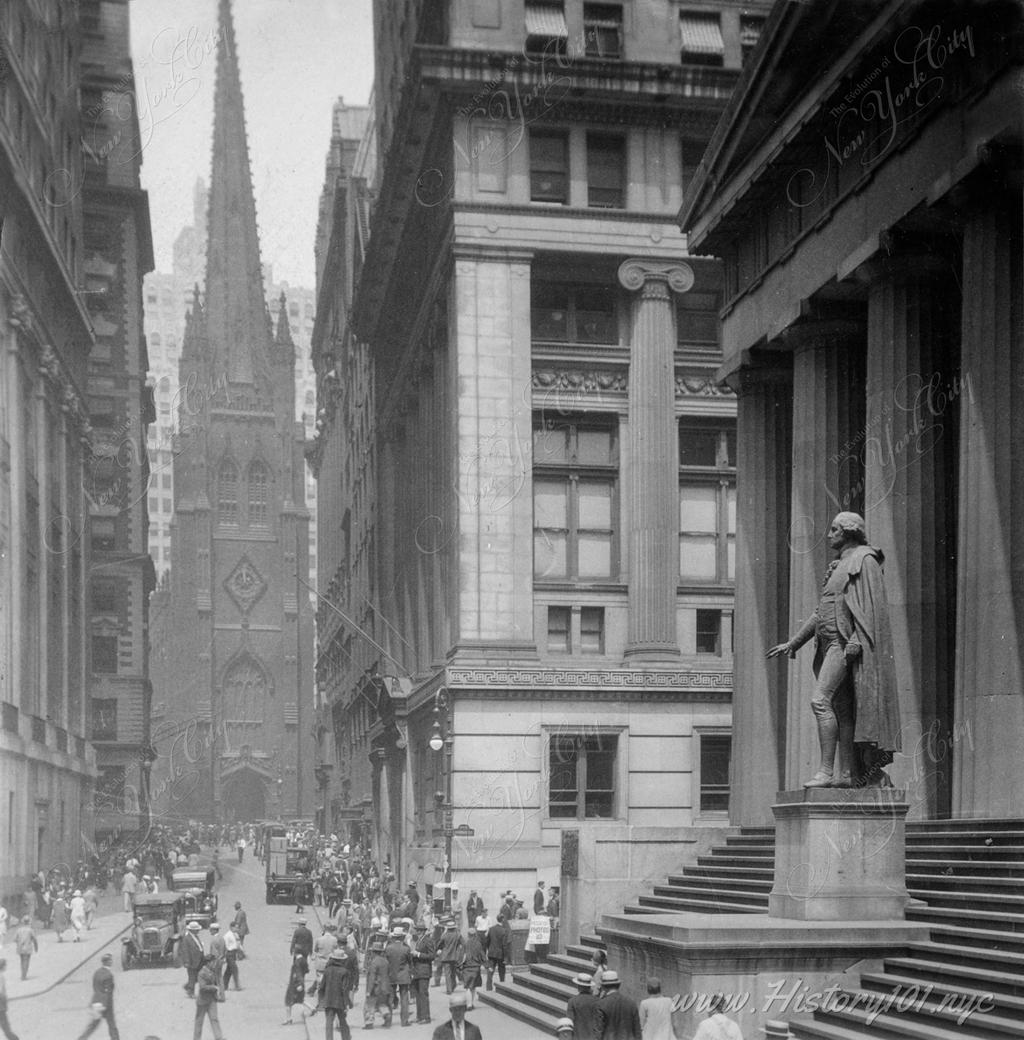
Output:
[363,940,393,1029]
[222,921,242,992]
[194,954,225,1040]
[76,952,118,1040]
[553,1019,575,1039]
[410,921,435,1024]
[436,918,464,996]
[566,972,600,1039]
[207,922,227,998]
[177,920,205,998]
[484,914,511,990]
[384,927,413,1026]
[594,971,641,1040]
[317,947,353,1040]
[431,991,482,1040]
[231,901,249,947]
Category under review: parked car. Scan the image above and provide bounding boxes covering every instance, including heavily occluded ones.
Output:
[171,867,217,928]
[122,893,183,969]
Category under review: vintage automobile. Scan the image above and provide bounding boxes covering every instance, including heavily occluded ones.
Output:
[171,867,217,928]
[122,893,183,969]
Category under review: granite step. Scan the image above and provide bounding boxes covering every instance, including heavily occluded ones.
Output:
[906,859,1024,876]
[859,969,1024,1018]
[905,889,1024,912]
[477,985,561,1033]
[653,875,774,894]
[903,938,1024,971]
[905,904,1024,932]
[906,830,1024,845]
[668,865,775,883]
[805,999,1017,1039]
[881,955,1024,997]
[906,873,1024,890]
[904,844,1024,859]
[906,818,1024,832]
[635,891,768,913]
[926,922,1024,953]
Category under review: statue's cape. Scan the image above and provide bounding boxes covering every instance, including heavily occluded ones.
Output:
[843,545,902,751]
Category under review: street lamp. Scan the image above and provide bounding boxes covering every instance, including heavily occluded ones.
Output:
[428,689,453,896]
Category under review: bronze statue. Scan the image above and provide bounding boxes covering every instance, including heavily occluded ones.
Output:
[768,512,901,788]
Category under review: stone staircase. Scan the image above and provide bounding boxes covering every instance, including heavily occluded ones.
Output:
[478,819,1024,1037]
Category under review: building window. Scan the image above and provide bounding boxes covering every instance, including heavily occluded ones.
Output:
[531,283,617,344]
[91,697,118,740]
[547,606,571,653]
[579,607,604,653]
[680,12,724,66]
[587,133,625,209]
[91,635,118,675]
[525,2,568,55]
[676,291,720,350]
[529,130,569,204]
[696,608,721,655]
[698,733,731,813]
[740,16,766,64]
[584,3,623,58]
[248,461,269,527]
[91,580,117,614]
[534,419,617,581]
[549,732,617,819]
[91,517,116,553]
[679,423,736,582]
[217,460,238,526]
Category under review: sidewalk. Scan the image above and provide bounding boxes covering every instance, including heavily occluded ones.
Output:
[4,891,132,1000]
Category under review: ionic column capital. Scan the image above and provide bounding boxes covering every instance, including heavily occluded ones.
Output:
[617,259,695,297]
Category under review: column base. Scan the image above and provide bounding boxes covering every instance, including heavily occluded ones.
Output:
[769,788,911,921]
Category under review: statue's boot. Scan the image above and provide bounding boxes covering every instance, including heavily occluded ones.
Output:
[803,706,838,787]
[830,727,856,788]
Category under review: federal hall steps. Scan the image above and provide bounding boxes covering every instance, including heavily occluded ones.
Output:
[478,819,1024,1037]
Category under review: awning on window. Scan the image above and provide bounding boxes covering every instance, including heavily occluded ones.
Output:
[679,14,724,56]
[526,3,568,38]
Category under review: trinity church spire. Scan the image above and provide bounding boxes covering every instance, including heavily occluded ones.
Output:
[203,0,272,390]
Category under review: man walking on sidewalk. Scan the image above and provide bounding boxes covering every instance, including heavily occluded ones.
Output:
[0,959,19,1040]
[77,952,119,1040]
[179,921,205,997]
[12,919,36,982]
[193,954,225,1040]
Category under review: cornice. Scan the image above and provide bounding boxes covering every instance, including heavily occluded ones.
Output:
[445,667,732,694]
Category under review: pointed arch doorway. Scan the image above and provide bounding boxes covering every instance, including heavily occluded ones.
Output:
[221,766,268,823]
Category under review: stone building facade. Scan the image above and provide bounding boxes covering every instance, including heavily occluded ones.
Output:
[312,0,768,932]
[147,0,314,826]
[681,0,1024,824]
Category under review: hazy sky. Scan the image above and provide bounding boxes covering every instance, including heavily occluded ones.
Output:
[129,0,375,289]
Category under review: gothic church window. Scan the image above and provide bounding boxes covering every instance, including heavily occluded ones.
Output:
[217,459,239,526]
[248,461,269,527]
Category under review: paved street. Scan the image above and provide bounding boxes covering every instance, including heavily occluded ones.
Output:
[5,855,551,1040]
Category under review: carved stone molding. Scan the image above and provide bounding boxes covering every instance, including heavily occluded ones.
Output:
[224,555,268,614]
[446,667,732,691]
[617,259,695,295]
[674,375,734,398]
[532,369,627,394]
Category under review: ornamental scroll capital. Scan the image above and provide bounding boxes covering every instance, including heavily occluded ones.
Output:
[617,259,695,295]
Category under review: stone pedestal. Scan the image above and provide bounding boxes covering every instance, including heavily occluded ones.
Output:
[768,788,911,920]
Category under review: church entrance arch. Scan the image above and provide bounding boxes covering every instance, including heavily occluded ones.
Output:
[221,769,267,823]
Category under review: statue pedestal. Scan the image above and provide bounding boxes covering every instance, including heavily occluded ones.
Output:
[768,788,911,920]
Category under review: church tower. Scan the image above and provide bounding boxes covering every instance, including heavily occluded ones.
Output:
[154,0,313,823]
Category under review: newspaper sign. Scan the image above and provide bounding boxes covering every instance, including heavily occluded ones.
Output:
[527,916,551,946]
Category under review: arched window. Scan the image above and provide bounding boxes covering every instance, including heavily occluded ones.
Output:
[217,460,238,526]
[248,461,269,527]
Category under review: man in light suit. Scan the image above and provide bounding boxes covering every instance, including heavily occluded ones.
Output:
[178,921,205,998]
[431,991,482,1040]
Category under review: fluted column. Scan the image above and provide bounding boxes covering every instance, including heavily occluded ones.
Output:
[781,320,866,790]
[954,191,1024,818]
[618,259,694,660]
[730,360,793,824]
[862,251,958,818]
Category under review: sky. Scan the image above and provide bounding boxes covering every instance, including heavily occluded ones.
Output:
[129,0,375,289]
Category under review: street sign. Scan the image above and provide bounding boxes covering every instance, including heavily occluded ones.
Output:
[452,824,475,837]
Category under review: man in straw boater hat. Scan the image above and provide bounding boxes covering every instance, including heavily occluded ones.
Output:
[768,511,901,789]
[594,971,641,1039]
[566,972,600,1039]
[431,990,482,1040]
[316,947,354,1039]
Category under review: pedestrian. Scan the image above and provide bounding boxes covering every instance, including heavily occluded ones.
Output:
[231,901,249,946]
[283,952,310,1026]
[76,951,119,1040]
[290,916,314,959]
[432,990,482,1040]
[83,887,99,930]
[594,971,641,1040]
[567,972,601,1039]
[13,919,36,982]
[436,918,464,995]
[464,891,483,934]
[363,940,393,1028]
[533,880,546,915]
[590,949,608,996]
[410,921,435,1024]
[639,978,677,1040]
[691,995,743,1040]
[0,958,19,1040]
[50,892,69,942]
[193,954,225,1040]
[222,922,242,991]
[212,846,222,882]
[235,836,246,864]
[0,903,8,946]
[384,927,413,1026]
[293,878,307,914]
[207,922,226,997]
[178,920,205,997]
[484,915,511,990]
[461,926,487,1009]
[69,890,87,942]
[316,947,353,1040]
[546,886,561,926]
[120,871,137,914]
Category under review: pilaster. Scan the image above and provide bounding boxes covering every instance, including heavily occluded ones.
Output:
[730,359,792,824]
[618,259,694,660]
[779,319,865,790]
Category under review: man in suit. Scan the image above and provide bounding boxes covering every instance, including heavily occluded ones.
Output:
[410,921,435,1024]
[316,948,353,1040]
[431,990,482,1040]
[363,940,393,1029]
[594,971,641,1040]
[464,891,483,933]
[291,915,314,959]
[484,915,512,990]
[567,972,601,1040]
[231,901,249,946]
[533,881,546,916]
[76,952,118,1040]
[179,921,205,998]
[207,923,227,998]
[384,928,413,1026]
